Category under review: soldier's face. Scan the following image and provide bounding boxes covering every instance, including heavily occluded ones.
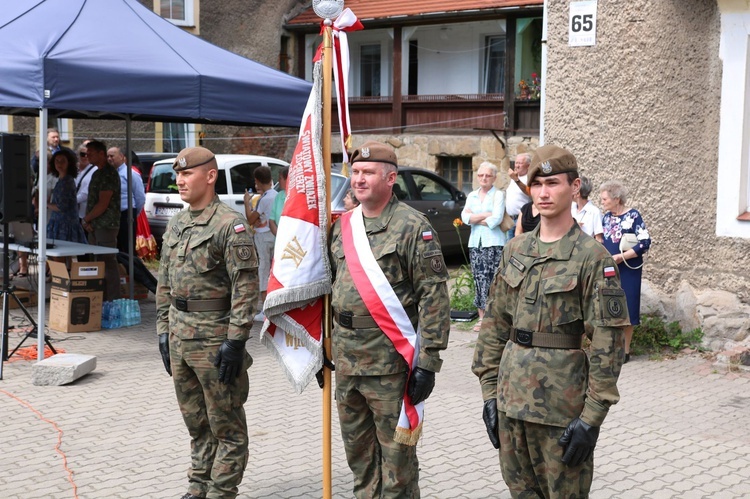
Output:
[529,174,579,220]
[176,166,217,207]
[350,161,396,208]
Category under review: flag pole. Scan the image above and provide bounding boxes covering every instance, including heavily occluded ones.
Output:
[321,18,334,499]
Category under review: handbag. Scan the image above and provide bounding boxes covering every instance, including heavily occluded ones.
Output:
[618,233,644,269]
[500,212,515,232]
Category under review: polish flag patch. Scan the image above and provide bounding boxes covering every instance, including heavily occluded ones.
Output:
[234,223,246,233]
[604,266,616,278]
[422,231,433,241]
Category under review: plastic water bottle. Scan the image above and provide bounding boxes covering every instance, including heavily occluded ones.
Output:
[112,301,121,328]
[133,301,141,325]
[102,301,111,329]
[124,300,133,327]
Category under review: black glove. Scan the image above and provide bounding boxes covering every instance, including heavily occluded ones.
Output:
[315,355,336,389]
[482,399,500,449]
[158,333,172,376]
[407,367,435,405]
[214,339,247,385]
[558,418,600,467]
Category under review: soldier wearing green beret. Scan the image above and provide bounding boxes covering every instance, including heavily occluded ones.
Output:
[472,144,629,498]
[156,146,258,499]
[329,140,450,498]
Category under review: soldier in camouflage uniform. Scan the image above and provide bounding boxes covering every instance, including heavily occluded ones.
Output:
[472,144,630,498]
[329,140,450,498]
[156,147,258,499]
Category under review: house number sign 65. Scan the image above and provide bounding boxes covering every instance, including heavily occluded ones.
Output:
[569,0,597,47]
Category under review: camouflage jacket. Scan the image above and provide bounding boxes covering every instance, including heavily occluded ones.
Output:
[156,195,258,341]
[472,222,629,428]
[329,195,450,376]
[86,165,121,230]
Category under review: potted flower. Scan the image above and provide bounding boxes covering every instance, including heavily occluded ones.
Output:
[517,73,541,101]
[449,219,478,321]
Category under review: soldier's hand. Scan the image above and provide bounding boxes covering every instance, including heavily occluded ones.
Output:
[315,355,335,389]
[558,418,600,467]
[407,367,435,405]
[158,333,172,376]
[482,399,500,449]
[214,339,247,385]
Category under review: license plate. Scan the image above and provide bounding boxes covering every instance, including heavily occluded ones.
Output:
[155,206,182,216]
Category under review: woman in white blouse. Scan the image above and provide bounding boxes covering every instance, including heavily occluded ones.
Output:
[460,162,507,332]
[572,176,603,242]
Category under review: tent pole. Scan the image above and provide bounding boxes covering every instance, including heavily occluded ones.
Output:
[125,116,134,299]
[37,108,48,361]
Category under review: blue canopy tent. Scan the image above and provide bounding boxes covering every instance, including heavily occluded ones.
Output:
[0,0,311,364]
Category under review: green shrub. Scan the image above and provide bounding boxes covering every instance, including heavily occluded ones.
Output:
[450,265,476,312]
[631,315,704,356]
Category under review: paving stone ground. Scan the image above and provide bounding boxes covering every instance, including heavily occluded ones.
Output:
[1,296,749,498]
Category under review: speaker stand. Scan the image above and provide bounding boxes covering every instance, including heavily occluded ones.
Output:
[0,223,56,380]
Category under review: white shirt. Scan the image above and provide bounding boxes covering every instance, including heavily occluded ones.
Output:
[117,163,146,214]
[253,189,277,233]
[460,186,508,248]
[572,200,604,237]
[76,164,97,219]
[505,174,530,217]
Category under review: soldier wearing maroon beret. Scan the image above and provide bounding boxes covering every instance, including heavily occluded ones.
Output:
[473,144,629,498]
[329,140,450,498]
[156,146,258,499]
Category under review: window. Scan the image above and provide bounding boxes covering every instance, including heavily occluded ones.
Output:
[360,44,381,97]
[215,170,228,195]
[408,40,419,95]
[162,123,196,153]
[230,163,261,194]
[159,0,195,27]
[57,118,71,144]
[484,36,505,94]
[0,115,9,133]
[412,172,453,201]
[514,18,543,97]
[438,157,473,194]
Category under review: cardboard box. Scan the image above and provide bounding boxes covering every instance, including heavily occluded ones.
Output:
[118,264,149,300]
[6,287,38,310]
[48,261,105,332]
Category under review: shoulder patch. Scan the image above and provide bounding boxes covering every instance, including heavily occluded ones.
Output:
[422,230,433,241]
[430,256,444,273]
[236,245,252,260]
[234,223,246,234]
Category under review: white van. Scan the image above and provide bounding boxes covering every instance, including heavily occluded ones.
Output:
[144,154,289,244]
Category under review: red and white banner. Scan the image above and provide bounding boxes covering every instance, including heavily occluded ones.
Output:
[339,207,424,446]
[261,59,331,393]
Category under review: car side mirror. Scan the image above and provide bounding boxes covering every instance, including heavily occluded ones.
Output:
[455,191,467,202]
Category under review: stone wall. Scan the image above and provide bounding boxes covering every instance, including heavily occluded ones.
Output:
[545,0,750,304]
[345,133,538,190]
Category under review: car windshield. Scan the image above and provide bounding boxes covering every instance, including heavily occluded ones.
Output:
[150,163,177,193]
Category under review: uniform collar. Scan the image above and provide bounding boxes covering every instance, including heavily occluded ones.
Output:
[517,220,582,261]
[188,195,222,226]
[364,194,399,234]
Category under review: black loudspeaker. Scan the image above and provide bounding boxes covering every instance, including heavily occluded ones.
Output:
[0,133,33,223]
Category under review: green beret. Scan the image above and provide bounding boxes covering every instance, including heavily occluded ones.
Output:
[350,140,398,167]
[173,146,217,172]
[527,144,579,184]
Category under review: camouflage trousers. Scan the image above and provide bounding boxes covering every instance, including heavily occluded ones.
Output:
[336,372,419,498]
[170,335,252,499]
[498,412,593,499]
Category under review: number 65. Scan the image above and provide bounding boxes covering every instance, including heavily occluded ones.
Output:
[571,14,593,32]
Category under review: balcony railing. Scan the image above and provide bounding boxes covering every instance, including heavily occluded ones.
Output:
[335,94,539,135]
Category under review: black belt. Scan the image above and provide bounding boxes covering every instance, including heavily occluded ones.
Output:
[171,297,231,312]
[510,328,582,349]
[334,304,417,329]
